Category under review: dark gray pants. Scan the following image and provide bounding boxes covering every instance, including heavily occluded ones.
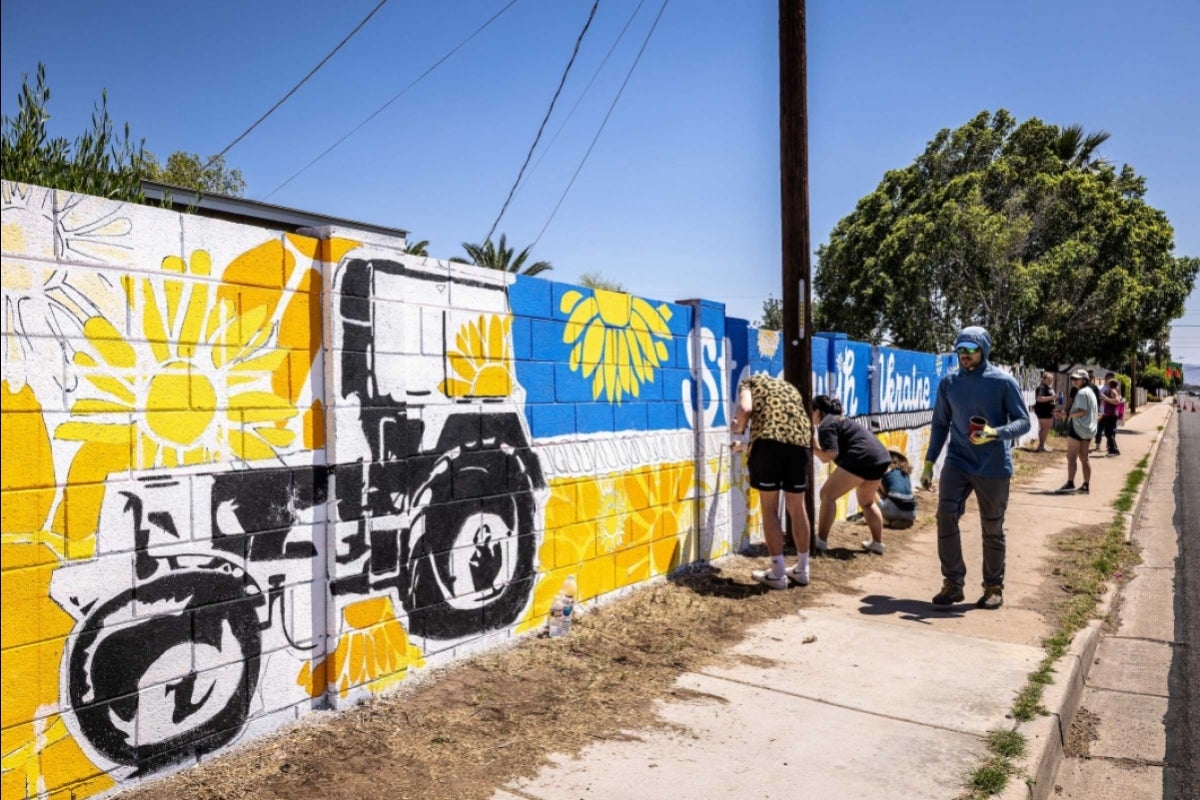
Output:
[936,463,1011,588]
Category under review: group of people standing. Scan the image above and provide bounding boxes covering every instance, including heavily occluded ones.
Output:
[731,325,1030,610]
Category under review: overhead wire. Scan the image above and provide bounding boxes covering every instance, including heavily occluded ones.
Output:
[205,0,390,170]
[531,0,670,250]
[511,0,647,202]
[481,0,601,246]
[262,0,520,201]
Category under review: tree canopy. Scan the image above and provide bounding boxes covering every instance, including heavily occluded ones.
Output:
[814,109,1198,367]
[454,234,552,276]
[1,63,146,201]
[755,295,782,330]
[579,272,625,292]
[143,150,246,196]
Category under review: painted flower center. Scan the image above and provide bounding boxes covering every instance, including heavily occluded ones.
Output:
[594,290,630,327]
[146,361,215,445]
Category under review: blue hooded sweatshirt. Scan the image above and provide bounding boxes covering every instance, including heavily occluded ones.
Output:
[924,326,1031,478]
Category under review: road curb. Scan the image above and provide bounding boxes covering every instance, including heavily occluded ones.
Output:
[999,402,1173,800]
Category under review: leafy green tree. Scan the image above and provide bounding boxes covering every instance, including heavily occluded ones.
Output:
[1138,365,1167,393]
[1,63,146,201]
[143,150,245,196]
[404,239,430,257]
[454,234,551,276]
[579,272,625,292]
[814,110,1198,368]
[755,295,782,330]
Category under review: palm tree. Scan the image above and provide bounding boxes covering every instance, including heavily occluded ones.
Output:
[1054,124,1111,171]
[455,234,552,276]
[404,239,429,257]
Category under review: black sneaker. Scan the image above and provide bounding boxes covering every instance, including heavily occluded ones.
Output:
[1078,483,1090,494]
[932,580,965,606]
[1056,481,1076,494]
[976,585,1004,610]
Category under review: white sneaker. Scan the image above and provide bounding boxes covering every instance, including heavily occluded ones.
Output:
[751,568,789,590]
[861,539,886,555]
[813,537,829,553]
[786,563,810,586]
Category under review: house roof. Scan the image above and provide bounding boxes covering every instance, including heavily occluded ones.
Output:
[141,180,408,239]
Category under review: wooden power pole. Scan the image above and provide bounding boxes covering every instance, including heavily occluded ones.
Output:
[779,0,815,538]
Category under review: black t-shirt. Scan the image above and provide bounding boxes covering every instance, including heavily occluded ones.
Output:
[1034,383,1055,419]
[817,417,891,477]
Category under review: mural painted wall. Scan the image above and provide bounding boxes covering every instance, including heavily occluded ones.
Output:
[0,181,1020,799]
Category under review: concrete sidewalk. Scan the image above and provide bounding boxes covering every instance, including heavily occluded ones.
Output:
[491,401,1174,800]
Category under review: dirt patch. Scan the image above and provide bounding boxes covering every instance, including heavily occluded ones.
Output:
[117,448,1095,800]
[1064,706,1101,757]
[120,520,889,800]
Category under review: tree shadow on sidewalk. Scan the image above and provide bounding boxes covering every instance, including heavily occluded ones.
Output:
[857,594,967,624]
[671,564,771,599]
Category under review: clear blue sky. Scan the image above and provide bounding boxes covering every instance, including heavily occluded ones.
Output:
[4,0,1198,364]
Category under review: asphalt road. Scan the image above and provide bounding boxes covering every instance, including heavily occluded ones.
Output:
[1167,405,1199,797]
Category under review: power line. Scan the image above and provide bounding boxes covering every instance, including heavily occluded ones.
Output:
[512,0,647,202]
[262,0,520,201]
[206,0,390,169]
[481,0,601,246]
[531,0,669,250]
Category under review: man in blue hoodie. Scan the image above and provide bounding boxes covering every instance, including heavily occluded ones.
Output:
[920,326,1031,610]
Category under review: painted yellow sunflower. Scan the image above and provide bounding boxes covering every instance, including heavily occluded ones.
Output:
[518,461,694,633]
[560,289,673,403]
[440,314,513,398]
[298,597,424,698]
[56,251,296,468]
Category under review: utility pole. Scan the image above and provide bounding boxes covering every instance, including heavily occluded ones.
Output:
[779,0,815,539]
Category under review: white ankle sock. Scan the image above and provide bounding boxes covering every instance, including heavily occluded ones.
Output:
[795,553,809,573]
[770,554,786,576]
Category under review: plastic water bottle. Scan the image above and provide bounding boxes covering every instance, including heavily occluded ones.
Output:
[548,594,564,637]
[560,575,577,636]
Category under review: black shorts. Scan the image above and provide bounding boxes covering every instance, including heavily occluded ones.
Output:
[840,460,890,482]
[1067,426,1088,441]
[748,439,810,493]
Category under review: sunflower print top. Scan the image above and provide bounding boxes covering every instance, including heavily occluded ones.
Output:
[738,374,812,447]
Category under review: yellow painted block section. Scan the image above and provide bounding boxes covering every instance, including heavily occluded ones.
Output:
[0,546,73,650]
[1,715,114,800]
[614,543,651,588]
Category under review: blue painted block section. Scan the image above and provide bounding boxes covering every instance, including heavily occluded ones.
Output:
[510,316,532,360]
[658,368,688,407]
[530,319,567,361]
[647,402,678,429]
[637,371,664,401]
[516,361,556,403]
[555,363,596,403]
[614,402,648,431]
[509,275,553,319]
[663,301,692,336]
[876,346,940,413]
[828,339,872,417]
[551,281,589,320]
[677,404,693,429]
[674,336,692,369]
[528,403,575,438]
[576,402,614,433]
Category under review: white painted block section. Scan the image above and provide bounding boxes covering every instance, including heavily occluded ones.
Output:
[136,659,248,750]
[55,188,185,271]
[421,305,446,355]
[2,181,57,258]
[49,552,136,625]
[369,296,412,356]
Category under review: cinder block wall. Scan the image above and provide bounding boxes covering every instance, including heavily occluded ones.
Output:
[1,182,992,799]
